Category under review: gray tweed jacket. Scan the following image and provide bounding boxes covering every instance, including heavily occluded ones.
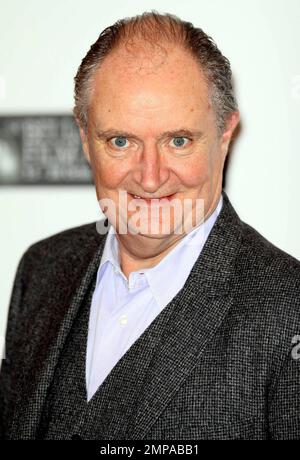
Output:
[1,190,300,440]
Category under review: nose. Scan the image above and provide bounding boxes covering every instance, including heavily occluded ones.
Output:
[132,144,170,193]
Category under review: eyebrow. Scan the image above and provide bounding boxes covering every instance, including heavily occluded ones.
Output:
[95,128,203,141]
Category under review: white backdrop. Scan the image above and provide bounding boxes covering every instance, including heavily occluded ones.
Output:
[0,0,299,352]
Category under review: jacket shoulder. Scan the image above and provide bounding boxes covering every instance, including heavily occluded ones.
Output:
[233,220,300,345]
[20,221,106,278]
[239,220,300,285]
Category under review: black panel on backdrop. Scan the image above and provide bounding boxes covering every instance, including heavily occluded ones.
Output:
[0,115,93,185]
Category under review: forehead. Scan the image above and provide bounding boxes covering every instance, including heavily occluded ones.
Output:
[88,44,213,131]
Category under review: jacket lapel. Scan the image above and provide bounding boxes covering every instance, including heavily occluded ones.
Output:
[9,220,109,439]
[127,192,244,438]
[126,287,234,438]
[75,191,244,439]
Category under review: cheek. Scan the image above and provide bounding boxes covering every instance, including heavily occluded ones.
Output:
[174,155,212,188]
[90,154,130,190]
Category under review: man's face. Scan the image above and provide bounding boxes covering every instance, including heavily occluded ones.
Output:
[80,44,239,241]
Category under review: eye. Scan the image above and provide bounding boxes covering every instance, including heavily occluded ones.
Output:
[169,137,190,148]
[110,137,129,148]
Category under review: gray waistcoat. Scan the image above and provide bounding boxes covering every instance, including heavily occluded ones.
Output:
[37,273,96,440]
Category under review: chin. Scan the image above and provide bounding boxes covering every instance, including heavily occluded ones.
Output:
[129,230,174,239]
[125,218,184,238]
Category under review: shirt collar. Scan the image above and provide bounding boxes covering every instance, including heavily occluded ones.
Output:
[99,223,120,271]
[144,193,223,308]
[98,194,223,308]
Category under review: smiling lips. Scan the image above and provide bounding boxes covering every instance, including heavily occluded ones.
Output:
[129,192,176,202]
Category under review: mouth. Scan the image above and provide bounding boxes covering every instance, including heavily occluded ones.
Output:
[127,192,177,203]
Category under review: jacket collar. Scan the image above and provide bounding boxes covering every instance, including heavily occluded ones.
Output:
[9,190,244,439]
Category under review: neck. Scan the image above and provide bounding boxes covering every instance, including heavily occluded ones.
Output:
[116,231,186,279]
[114,190,223,279]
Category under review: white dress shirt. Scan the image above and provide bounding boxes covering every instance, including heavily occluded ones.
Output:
[86,194,223,401]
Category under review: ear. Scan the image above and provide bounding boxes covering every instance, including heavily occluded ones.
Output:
[220,110,240,157]
[78,123,91,164]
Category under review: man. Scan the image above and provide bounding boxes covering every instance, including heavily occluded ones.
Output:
[1,12,300,440]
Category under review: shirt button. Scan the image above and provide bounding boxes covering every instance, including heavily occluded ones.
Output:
[119,314,128,326]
